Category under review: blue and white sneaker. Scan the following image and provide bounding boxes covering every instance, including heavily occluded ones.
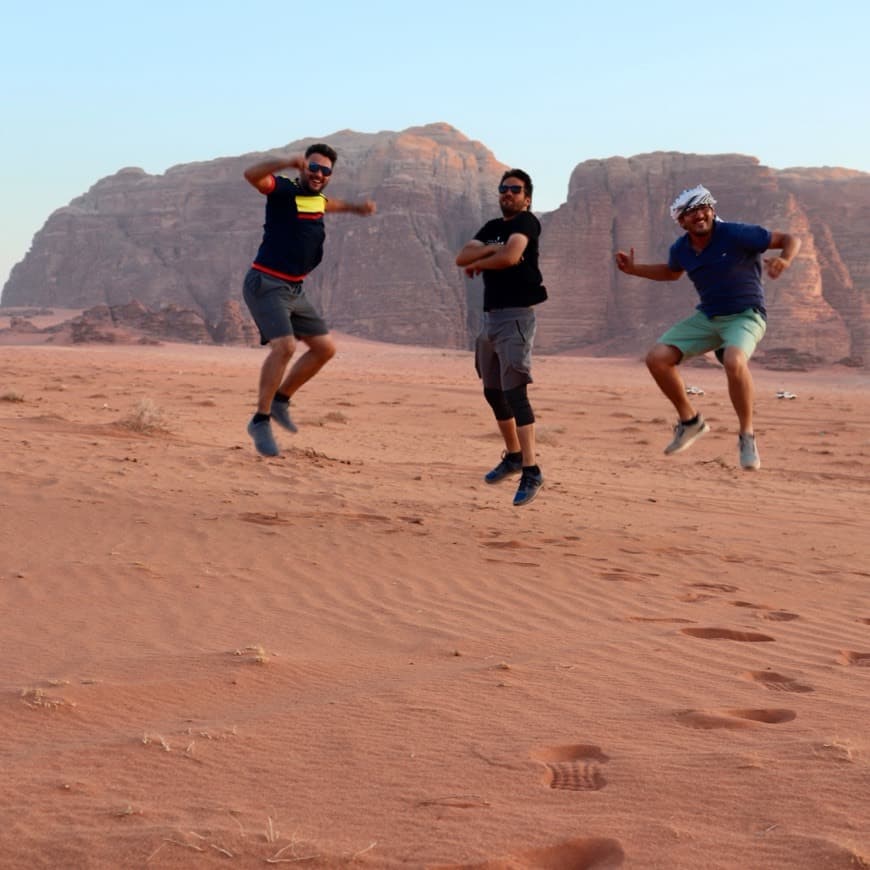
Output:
[513,469,543,507]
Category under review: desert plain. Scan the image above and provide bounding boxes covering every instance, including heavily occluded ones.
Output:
[1,326,869,869]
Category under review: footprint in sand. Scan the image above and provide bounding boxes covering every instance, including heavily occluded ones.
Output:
[627,616,695,624]
[239,511,291,526]
[742,670,814,693]
[760,610,800,622]
[530,744,609,791]
[599,570,647,583]
[838,650,870,666]
[678,592,715,603]
[675,708,796,729]
[690,582,739,593]
[729,602,800,622]
[681,627,776,642]
[433,836,625,870]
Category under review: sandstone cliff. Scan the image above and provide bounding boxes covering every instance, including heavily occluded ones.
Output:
[538,152,855,360]
[2,124,503,349]
[3,125,868,364]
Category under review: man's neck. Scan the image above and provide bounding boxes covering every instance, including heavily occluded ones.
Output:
[688,224,714,252]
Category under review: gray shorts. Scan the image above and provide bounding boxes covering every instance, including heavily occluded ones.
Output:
[243,268,329,344]
[475,307,536,391]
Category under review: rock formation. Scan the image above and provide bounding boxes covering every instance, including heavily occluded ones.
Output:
[2,125,868,364]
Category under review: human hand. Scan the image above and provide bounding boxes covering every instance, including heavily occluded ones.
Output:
[764,256,789,279]
[615,248,635,274]
[356,200,376,216]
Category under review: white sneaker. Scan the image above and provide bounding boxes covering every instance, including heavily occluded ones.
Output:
[664,415,709,455]
[739,433,761,470]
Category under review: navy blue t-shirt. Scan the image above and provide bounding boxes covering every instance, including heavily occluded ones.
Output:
[252,176,327,281]
[474,211,547,311]
[668,220,772,318]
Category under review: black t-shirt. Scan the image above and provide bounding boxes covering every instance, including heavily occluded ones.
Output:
[474,211,547,311]
[252,176,327,281]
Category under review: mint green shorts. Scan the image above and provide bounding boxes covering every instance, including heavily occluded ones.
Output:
[658,308,767,361]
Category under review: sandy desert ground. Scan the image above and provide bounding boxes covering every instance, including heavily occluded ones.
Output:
[1,334,868,869]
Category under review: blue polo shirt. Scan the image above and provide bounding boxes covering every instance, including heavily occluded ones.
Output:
[668,220,772,318]
[251,176,327,282]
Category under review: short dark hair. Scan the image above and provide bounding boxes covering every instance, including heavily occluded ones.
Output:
[305,143,338,165]
[501,168,533,202]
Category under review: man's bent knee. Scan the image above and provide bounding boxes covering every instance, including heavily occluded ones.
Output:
[647,343,682,371]
[503,384,535,427]
[303,334,336,361]
[268,335,296,360]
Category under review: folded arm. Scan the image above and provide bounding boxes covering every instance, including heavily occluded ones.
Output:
[456,233,529,271]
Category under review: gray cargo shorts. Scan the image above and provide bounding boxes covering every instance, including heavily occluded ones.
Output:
[474,307,536,391]
[243,268,329,344]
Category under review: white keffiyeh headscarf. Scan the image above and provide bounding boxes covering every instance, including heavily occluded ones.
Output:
[669,185,717,222]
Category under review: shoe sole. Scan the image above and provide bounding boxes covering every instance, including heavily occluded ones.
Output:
[664,422,710,455]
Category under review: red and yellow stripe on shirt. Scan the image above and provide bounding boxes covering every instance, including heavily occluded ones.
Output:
[259,176,326,218]
[294,194,325,220]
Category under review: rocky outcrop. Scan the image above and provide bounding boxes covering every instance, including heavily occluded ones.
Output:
[538,153,850,359]
[2,127,868,364]
[21,299,258,346]
[2,124,504,350]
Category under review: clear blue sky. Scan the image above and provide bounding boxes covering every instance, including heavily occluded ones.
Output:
[2,0,868,296]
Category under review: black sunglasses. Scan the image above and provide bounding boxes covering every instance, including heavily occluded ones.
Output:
[308,162,333,177]
[498,184,524,195]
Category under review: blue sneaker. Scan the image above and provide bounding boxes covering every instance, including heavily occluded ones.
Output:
[247,418,279,457]
[270,398,298,433]
[484,451,523,484]
[513,469,543,507]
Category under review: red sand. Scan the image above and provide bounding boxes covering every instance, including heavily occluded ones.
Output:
[1,338,868,869]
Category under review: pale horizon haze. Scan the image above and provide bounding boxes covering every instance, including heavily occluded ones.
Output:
[2,0,869,298]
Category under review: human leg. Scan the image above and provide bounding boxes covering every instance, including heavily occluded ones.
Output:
[477,311,541,491]
[648,311,725,456]
[716,309,766,434]
[721,346,755,433]
[257,336,295,413]
[277,332,336,398]
[721,346,761,470]
[646,343,696,421]
[492,312,543,506]
[496,417,522,454]
[480,391,522,483]
[242,270,298,455]
[716,309,767,470]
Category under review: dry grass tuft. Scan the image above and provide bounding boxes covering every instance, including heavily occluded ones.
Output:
[141,732,172,751]
[320,410,349,424]
[234,644,269,664]
[20,687,76,710]
[118,399,170,433]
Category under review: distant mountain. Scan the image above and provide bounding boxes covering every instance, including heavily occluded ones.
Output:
[2,123,867,364]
